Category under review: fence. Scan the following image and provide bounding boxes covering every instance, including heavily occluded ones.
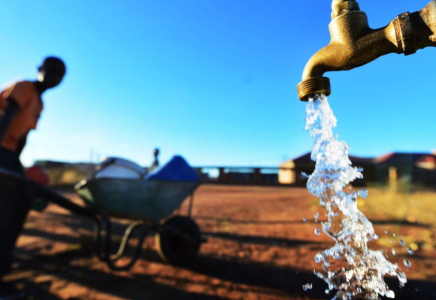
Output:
[35,160,297,187]
[195,166,296,186]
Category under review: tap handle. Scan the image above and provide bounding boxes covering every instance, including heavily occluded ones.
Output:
[331,0,361,19]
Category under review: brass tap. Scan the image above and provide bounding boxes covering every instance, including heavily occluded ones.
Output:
[297,0,436,101]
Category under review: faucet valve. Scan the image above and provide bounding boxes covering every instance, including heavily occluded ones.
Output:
[296,0,436,102]
[393,12,416,55]
[331,0,360,19]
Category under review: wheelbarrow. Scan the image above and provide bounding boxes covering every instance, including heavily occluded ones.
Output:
[0,155,205,271]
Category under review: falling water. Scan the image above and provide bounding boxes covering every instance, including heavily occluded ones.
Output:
[305,94,406,299]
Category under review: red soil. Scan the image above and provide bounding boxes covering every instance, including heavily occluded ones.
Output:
[4,185,435,300]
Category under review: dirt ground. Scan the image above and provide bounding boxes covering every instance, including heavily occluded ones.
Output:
[5,185,436,300]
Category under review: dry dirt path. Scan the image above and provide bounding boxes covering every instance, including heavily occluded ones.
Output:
[4,185,436,300]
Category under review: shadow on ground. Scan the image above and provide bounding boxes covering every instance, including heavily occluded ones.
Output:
[16,228,435,299]
[202,231,330,250]
[15,209,436,300]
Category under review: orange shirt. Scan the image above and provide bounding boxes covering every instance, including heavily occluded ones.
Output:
[0,81,43,151]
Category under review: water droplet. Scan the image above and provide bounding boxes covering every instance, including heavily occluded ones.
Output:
[302,283,312,291]
[303,217,307,222]
[314,212,319,222]
[398,272,407,285]
[388,238,392,243]
[385,290,395,298]
[415,287,419,292]
[407,247,414,255]
[315,253,322,263]
[404,260,412,268]
[391,248,396,255]
[314,270,324,279]
[325,289,330,295]
[314,227,321,236]
[393,233,396,237]
[302,172,309,178]
[400,239,405,246]
[384,231,388,234]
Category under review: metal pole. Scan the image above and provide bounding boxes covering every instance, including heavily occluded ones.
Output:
[187,193,194,217]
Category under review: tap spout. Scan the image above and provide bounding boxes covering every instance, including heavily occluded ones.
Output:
[297,0,436,101]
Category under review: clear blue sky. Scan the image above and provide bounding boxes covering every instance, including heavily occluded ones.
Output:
[0,0,434,167]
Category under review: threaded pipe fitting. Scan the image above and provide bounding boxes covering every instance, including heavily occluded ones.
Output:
[297,77,331,101]
[331,0,361,19]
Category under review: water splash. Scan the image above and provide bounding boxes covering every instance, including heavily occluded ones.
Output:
[305,94,406,299]
[403,260,412,268]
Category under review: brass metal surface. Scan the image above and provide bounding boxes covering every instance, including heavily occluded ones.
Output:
[331,0,360,19]
[297,77,331,101]
[297,0,436,101]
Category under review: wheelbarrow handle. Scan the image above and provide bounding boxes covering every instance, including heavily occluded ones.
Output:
[0,167,150,271]
[0,167,99,219]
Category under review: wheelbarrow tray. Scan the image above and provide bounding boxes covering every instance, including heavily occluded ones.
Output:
[76,178,199,222]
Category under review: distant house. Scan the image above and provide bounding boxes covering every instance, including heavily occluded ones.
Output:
[280,152,436,188]
[278,160,296,185]
[279,153,313,186]
[279,152,378,187]
[374,152,436,187]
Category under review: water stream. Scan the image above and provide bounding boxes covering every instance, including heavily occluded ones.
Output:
[304,94,406,299]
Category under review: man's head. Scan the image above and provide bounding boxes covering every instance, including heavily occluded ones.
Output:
[37,57,66,89]
[154,148,160,158]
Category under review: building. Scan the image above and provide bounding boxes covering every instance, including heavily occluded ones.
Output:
[374,152,436,187]
[279,152,375,186]
[279,152,436,188]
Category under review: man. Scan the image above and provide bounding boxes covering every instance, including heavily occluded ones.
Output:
[0,57,66,291]
[149,148,160,172]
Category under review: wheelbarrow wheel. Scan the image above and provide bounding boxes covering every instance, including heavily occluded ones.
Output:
[155,216,201,265]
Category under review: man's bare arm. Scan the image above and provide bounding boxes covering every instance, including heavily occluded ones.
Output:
[0,97,20,141]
